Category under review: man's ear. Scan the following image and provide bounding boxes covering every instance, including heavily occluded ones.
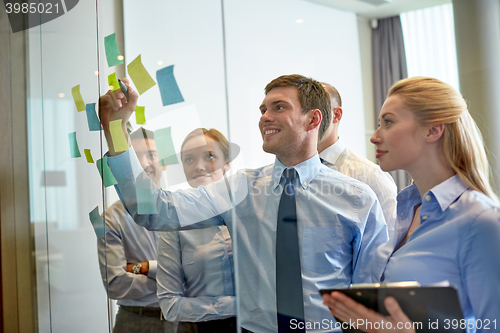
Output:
[426,123,445,143]
[162,165,167,171]
[224,159,230,173]
[307,109,322,132]
[332,106,343,124]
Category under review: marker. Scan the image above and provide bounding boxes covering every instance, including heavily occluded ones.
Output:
[118,79,129,101]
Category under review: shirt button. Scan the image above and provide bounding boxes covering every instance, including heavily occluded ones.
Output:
[425,195,431,201]
[274,181,278,185]
[422,215,429,220]
[303,182,307,186]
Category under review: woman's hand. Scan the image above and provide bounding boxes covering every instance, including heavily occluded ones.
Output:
[322,291,416,333]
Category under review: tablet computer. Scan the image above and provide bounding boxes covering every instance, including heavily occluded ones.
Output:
[320,286,465,333]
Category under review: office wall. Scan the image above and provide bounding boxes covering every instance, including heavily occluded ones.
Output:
[123,0,368,170]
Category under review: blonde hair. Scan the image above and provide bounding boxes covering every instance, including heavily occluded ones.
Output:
[388,77,498,203]
[181,128,229,160]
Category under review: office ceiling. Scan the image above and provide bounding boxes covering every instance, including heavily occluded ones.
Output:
[304,0,451,19]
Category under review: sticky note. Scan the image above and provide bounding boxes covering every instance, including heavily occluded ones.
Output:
[86,103,102,131]
[108,72,120,91]
[156,65,184,106]
[136,174,158,214]
[104,33,124,67]
[68,132,81,158]
[127,54,156,95]
[109,119,129,152]
[96,156,118,187]
[71,84,86,112]
[89,206,109,238]
[84,149,94,163]
[135,106,146,125]
[154,127,179,165]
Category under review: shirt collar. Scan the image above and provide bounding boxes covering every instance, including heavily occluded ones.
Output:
[272,154,323,190]
[318,137,345,164]
[397,174,468,212]
[429,174,468,212]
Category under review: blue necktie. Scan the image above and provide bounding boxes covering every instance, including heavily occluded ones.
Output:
[276,168,305,333]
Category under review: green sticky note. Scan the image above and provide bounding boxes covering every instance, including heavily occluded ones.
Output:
[68,132,81,158]
[127,54,156,95]
[108,72,120,91]
[89,206,109,238]
[96,156,118,187]
[71,84,86,112]
[136,174,158,214]
[84,149,94,163]
[109,119,129,152]
[154,127,179,165]
[135,106,146,125]
[104,33,124,67]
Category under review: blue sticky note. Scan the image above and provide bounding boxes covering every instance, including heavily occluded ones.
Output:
[136,174,158,214]
[156,65,184,106]
[89,206,109,238]
[86,103,102,131]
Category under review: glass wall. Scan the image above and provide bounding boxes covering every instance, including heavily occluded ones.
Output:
[27,0,373,331]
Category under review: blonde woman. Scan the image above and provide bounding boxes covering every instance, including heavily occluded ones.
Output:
[156,128,236,333]
[322,77,500,333]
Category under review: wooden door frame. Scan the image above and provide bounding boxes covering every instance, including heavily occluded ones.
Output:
[0,9,37,333]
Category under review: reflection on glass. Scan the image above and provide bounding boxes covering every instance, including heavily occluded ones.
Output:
[157,128,236,332]
[98,128,171,332]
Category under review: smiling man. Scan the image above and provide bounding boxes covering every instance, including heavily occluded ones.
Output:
[99,74,388,333]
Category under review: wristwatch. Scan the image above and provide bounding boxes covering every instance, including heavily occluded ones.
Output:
[132,262,142,274]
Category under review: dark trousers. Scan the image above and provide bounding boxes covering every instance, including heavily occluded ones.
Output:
[113,306,177,333]
[176,317,237,333]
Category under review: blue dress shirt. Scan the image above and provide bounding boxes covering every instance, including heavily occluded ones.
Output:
[371,175,500,333]
[108,151,388,333]
[157,226,236,322]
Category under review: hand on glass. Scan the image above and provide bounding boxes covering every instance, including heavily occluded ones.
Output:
[322,291,416,333]
[98,78,138,132]
[99,78,138,155]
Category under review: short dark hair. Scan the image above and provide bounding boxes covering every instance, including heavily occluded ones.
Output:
[321,82,342,108]
[265,74,331,141]
[130,127,155,141]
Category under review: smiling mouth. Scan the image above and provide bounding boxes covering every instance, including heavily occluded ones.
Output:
[264,129,280,135]
[193,174,211,180]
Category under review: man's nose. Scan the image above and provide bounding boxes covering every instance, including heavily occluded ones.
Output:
[139,156,151,168]
[259,112,272,127]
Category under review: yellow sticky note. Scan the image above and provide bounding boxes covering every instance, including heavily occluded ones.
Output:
[71,84,86,112]
[108,72,120,91]
[109,119,129,152]
[135,106,146,125]
[127,54,156,95]
[84,149,94,163]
